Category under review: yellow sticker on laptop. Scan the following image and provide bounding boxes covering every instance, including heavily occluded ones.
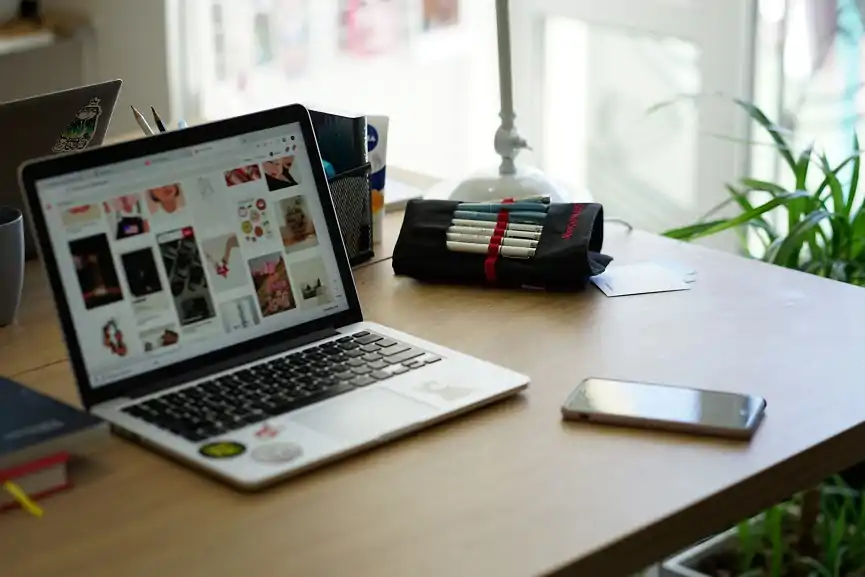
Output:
[199,441,245,459]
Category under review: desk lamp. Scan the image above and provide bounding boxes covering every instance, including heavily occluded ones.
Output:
[425,0,567,202]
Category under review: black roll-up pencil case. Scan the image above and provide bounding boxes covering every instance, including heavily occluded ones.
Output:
[392,199,613,290]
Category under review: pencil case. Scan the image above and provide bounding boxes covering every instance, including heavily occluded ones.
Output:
[392,199,612,290]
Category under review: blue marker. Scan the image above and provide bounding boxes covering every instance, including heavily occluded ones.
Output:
[453,210,547,225]
[322,159,336,179]
[458,202,548,213]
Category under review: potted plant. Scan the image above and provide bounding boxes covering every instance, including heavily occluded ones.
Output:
[661,100,865,287]
[661,479,865,577]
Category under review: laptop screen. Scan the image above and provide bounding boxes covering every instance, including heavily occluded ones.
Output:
[33,122,350,388]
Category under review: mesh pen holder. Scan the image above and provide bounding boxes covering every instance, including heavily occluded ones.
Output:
[329,162,374,266]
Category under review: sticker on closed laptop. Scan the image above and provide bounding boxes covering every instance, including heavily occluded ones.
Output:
[52,97,103,153]
[251,443,303,465]
[199,441,246,459]
[416,381,474,402]
[254,423,283,439]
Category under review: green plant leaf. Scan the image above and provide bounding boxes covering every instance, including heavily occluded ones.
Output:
[644,91,728,116]
[814,154,856,205]
[818,495,850,577]
[850,207,865,259]
[854,488,865,568]
[791,146,818,231]
[832,546,847,577]
[644,96,685,116]
[765,210,834,268]
[662,191,809,241]
[800,556,833,577]
[846,134,861,217]
[816,156,854,258]
[737,519,758,572]
[741,177,788,195]
[704,131,801,149]
[767,505,785,577]
[726,185,778,241]
[796,145,815,190]
[735,98,797,172]
[819,154,849,216]
[695,196,737,223]
[662,219,729,240]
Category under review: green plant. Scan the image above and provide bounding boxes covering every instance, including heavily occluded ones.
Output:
[765,505,787,577]
[694,479,865,577]
[847,486,865,569]
[661,100,865,286]
[738,515,761,573]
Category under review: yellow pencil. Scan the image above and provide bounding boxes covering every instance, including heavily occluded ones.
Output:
[3,481,44,517]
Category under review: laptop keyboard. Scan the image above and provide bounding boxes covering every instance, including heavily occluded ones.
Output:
[121,331,441,442]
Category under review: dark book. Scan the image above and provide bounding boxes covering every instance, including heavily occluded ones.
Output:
[0,376,106,471]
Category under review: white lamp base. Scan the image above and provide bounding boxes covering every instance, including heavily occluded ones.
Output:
[424,165,592,203]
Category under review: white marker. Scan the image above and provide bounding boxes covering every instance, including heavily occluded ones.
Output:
[451,218,543,233]
[446,241,535,259]
[446,232,537,248]
[447,225,541,240]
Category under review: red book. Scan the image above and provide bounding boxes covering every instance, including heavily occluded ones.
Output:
[0,376,106,512]
[0,453,71,512]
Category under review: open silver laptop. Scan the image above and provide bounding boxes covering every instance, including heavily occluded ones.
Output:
[0,79,122,259]
[19,104,529,490]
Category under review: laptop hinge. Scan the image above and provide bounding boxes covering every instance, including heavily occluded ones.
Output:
[127,327,340,400]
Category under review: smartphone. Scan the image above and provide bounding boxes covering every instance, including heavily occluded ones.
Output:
[561,378,767,439]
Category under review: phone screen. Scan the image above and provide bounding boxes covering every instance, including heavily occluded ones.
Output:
[566,378,764,430]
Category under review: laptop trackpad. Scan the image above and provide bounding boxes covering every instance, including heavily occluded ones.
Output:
[290,387,438,442]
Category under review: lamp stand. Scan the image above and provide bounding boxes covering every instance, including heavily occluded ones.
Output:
[425,0,569,202]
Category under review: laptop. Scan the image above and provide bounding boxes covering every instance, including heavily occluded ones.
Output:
[0,79,122,259]
[19,104,529,490]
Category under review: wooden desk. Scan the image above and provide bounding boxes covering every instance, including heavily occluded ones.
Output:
[5,225,865,577]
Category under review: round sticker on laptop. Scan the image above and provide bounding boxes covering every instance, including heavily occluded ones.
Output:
[199,441,246,459]
[251,443,303,464]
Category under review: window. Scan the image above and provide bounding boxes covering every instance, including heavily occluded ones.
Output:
[174,0,501,204]
[509,0,755,235]
[770,0,864,167]
[749,0,865,248]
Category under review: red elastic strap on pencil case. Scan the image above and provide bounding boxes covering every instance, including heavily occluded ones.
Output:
[484,198,514,283]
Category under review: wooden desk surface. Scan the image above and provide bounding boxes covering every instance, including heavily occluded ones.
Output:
[5,225,865,577]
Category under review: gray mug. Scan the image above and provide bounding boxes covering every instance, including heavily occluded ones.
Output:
[0,206,24,327]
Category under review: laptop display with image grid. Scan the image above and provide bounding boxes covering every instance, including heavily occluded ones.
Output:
[35,123,351,389]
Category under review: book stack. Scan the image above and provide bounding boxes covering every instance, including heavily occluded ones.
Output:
[0,377,106,515]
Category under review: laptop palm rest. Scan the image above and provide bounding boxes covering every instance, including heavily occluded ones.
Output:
[290,387,438,442]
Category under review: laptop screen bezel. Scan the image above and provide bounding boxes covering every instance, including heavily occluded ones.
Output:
[19,104,364,409]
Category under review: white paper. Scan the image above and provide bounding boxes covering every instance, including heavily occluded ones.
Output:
[591,262,691,297]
